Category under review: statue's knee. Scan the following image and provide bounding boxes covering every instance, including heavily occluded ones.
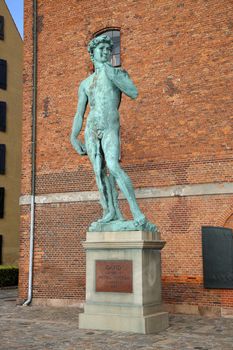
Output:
[107,162,119,178]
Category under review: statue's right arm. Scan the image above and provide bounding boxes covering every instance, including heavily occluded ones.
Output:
[70,82,88,155]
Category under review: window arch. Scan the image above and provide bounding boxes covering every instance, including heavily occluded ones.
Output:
[95,29,121,67]
[224,213,233,231]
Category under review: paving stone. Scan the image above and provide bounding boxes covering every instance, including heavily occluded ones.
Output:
[0,288,232,350]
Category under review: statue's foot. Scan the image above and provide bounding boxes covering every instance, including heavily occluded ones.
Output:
[98,211,116,223]
[143,220,158,233]
[113,212,125,221]
[134,214,158,233]
[134,214,146,227]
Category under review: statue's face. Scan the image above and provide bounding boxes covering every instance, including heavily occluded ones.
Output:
[93,42,112,63]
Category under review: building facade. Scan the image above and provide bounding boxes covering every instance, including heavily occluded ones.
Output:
[0,0,23,265]
[19,0,233,315]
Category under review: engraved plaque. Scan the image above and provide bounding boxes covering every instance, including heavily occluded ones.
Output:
[96,260,133,293]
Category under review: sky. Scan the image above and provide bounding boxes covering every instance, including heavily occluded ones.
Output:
[5,0,24,38]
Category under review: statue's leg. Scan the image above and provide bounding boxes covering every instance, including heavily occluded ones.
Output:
[98,166,116,223]
[102,131,146,225]
[85,134,108,218]
[108,174,125,221]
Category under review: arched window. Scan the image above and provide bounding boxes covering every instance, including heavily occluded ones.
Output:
[95,29,121,67]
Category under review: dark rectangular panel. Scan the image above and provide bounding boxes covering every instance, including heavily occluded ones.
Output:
[0,16,4,40]
[0,144,5,174]
[96,260,133,293]
[202,226,233,289]
[0,187,4,218]
[0,59,7,90]
[0,101,6,131]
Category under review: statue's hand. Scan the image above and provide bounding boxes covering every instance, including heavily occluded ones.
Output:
[71,136,87,156]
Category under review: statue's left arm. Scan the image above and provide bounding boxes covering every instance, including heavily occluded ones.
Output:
[105,64,138,99]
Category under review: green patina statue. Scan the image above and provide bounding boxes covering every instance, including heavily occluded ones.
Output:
[71,35,157,233]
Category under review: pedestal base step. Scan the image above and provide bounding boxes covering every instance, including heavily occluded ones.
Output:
[79,311,169,334]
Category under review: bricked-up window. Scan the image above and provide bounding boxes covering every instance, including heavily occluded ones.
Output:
[0,188,4,218]
[0,16,4,40]
[0,102,6,131]
[96,30,121,67]
[0,59,7,90]
[0,144,5,174]
[202,226,233,289]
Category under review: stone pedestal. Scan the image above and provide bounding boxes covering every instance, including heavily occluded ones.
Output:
[79,230,169,334]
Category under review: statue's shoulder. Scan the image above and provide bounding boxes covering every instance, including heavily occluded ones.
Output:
[79,74,94,90]
[83,73,95,85]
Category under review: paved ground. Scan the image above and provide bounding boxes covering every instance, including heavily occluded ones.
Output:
[0,288,232,350]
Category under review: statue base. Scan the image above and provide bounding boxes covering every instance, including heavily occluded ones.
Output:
[89,219,158,233]
[79,230,169,334]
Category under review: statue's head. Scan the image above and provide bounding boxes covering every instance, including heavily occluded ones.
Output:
[88,35,113,64]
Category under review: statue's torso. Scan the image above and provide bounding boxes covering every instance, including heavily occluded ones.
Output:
[84,69,121,133]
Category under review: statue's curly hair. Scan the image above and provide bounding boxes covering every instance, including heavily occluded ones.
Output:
[88,35,113,62]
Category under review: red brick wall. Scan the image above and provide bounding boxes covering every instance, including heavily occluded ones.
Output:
[33,157,233,195]
[19,195,233,309]
[21,0,233,193]
[19,0,233,312]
